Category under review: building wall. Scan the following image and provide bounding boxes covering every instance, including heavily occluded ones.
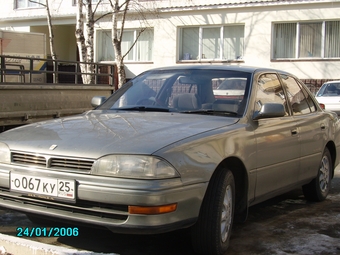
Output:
[0,0,339,80]
[112,1,340,79]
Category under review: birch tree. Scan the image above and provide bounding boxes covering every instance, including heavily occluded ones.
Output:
[76,0,156,86]
[75,0,99,84]
[109,0,155,88]
[29,0,57,61]
[29,0,58,82]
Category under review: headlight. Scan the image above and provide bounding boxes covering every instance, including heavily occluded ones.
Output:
[91,155,180,179]
[0,142,11,163]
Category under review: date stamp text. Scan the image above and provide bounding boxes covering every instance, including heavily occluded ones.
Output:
[16,227,79,237]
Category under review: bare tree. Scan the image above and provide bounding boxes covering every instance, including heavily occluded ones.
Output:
[29,0,59,82]
[29,0,57,61]
[75,0,99,84]
[76,0,156,86]
[109,0,156,88]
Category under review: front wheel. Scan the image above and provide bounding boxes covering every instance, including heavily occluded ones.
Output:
[191,169,235,255]
[303,147,332,202]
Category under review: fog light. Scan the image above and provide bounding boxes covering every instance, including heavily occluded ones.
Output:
[128,203,177,215]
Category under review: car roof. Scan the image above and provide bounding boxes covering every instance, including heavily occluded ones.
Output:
[147,65,287,74]
[323,80,340,84]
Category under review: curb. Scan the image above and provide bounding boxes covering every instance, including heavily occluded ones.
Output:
[0,234,117,255]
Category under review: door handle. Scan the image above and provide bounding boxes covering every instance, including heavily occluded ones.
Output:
[291,129,298,135]
[320,124,326,130]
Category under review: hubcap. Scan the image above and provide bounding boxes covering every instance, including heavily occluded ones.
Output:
[221,185,233,243]
[319,155,330,193]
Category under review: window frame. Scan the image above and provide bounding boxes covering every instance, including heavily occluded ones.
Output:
[96,28,154,62]
[179,25,245,62]
[272,20,340,60]
[15,0,46,9]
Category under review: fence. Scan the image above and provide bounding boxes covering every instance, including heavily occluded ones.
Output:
[0,55,118,90]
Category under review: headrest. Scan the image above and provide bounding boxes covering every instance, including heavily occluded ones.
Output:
[173,93,201,110]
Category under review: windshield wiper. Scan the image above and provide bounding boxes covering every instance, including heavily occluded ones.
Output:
[112,106,170,112]
[180,109,239,116]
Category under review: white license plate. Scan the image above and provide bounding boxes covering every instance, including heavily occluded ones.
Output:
[10,173,75,200]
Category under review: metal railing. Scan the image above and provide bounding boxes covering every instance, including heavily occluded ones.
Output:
[0,55,117,88]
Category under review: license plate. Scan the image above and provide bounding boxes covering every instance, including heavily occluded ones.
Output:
[10,173,75,200]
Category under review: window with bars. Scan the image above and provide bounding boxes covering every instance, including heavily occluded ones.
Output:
[179,25,244,61]
[15,0,46,9]
[273,21,340,59]
[97,29,154,62]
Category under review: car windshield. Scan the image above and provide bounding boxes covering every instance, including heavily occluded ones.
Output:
[316,83,340,97]
[98,69,252,116]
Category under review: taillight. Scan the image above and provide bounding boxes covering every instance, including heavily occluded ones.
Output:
[319,103,325,110]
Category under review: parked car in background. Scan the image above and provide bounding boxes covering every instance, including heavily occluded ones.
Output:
[315,81,340,115]
[0,65,339,255]
[213,77,247,99]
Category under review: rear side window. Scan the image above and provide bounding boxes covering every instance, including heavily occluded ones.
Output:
[281,75,317,115]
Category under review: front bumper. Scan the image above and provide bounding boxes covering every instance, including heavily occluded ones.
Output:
[0,164,207,234]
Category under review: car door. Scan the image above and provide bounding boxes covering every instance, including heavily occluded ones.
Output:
[253,73,300,203]
[281,74,326,182]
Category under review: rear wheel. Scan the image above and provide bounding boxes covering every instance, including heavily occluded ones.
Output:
[191,169,235,255]
[303,148,332,202]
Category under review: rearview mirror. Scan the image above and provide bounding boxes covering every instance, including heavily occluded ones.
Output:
[253,103,285,120]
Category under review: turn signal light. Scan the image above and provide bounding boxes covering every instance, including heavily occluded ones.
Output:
[128,203,177,215]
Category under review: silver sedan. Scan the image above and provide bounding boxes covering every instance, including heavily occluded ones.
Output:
[0,65,339,255]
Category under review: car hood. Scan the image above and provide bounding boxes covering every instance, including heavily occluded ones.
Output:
[0,110,239,159]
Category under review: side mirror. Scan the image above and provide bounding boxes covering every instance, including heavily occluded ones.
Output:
[253,103,285,120]
[91,96,107,107]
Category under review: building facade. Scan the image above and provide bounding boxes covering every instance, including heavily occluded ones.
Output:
[0,0,339,85]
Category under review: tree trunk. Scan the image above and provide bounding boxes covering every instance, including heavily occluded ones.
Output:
[111,0,128,88]
[84,0,95,84]
[75,0,94,84]
[29,0,59,82]
[45,0,58,83]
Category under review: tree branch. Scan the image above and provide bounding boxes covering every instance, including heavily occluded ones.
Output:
[122,27,146,60]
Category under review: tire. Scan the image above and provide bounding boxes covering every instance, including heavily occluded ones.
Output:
[302,148,332,202]
[191,169,235,255]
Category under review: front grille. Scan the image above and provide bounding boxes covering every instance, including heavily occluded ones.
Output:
[11,152,94,172]
[12,153,46,167]
[50,158,94,171]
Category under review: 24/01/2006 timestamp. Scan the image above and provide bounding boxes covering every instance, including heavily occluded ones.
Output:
[16,227,79,237]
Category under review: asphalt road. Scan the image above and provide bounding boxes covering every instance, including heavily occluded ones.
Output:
[1,167,340,255]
